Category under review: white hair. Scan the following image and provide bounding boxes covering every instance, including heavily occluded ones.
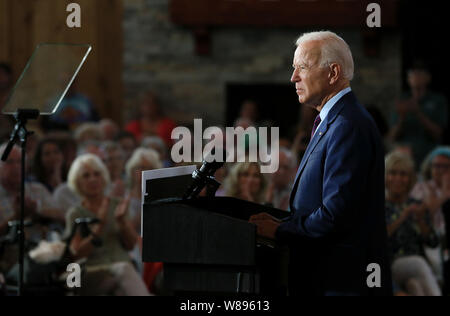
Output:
[67,153,111,197]
[74,123,102,144]
[296,31,354,81]
[125,148,162,185]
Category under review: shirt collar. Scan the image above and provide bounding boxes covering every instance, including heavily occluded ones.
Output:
[319,86,352,123]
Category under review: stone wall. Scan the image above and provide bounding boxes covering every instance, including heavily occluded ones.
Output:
[123,0,402,128]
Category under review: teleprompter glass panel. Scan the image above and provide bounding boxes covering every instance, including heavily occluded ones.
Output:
[2,43,91,115]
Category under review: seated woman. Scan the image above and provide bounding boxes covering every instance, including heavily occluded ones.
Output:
[411,146,450,282]
[125,148,162,234]
[124,91,176,148]
[224,162,267,204]
[31,137,65,193]
[385,151,441,296]
[99,141,126,198]
[124,148,164,293]
[65,154,149,296]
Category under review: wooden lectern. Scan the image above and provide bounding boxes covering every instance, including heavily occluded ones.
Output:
[142,195,289,295]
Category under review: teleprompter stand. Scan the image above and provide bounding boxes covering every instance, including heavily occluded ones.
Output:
[1,109,39,296]
[1,43,91,296]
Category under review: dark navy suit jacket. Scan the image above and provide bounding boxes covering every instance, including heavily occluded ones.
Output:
[276,91,392,296]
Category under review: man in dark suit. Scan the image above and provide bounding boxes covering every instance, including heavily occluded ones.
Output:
[250,31,391,296]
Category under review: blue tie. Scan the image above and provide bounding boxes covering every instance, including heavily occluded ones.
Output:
[311,115,321,139]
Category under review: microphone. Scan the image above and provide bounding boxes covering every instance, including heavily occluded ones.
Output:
[183,147,227,199]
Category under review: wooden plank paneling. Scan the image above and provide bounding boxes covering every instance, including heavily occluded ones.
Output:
[170,0,399,28]
[96,0,124,125]
[0,0,11,61]
[0,0,123,125]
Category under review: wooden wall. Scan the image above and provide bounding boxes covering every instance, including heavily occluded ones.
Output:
[170,0,399,28]
[0,0,123,125]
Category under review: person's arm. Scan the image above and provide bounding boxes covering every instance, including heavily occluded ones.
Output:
[0,214,17,236]
[117,220,138,251]
[387,206,413,237]
[412,203,439,248]
[412,105,443,141]
[70,222,105,260]
[442,199,450,249]
[68,198,109,260]
[387,100,407,142]
[387,117,405,142]
[277,121,374,239]
[32,183,65,223]
[115,197,138,251]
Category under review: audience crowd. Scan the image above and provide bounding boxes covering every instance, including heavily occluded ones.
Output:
[0,61,449,296]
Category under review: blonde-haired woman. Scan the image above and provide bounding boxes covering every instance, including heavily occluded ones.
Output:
[66,154,149,296]
[225,162,267,204]
[385,151,440,296]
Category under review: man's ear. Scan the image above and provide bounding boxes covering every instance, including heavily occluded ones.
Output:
[328,63,341,85]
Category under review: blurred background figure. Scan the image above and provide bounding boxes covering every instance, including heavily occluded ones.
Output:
[66,154,149,296]
[31,137,65,193]
[125,148,162,234]
[265,147,297,211]
[74,123,102,146]
[411,147,450,285]
[224,162,267,204]
[0,143,64,283]
[41,80,99,132]
[99,141,126,198]
[384,151,441,296]
[99,118,120,141]
[238,99,260,126]
[125,91,176,148]
[388,63,448,167]
[115,131,138,163]
[141,136,172,168]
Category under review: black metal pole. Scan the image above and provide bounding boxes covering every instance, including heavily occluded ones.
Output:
[1,109,39,296]
[18,134,27,296]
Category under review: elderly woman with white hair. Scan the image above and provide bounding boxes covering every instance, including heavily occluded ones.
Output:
[385,151,440,296]
[65,153,149,296]
[125,148,163,234]
[411,146,450,288]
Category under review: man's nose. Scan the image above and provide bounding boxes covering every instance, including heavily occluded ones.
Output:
[291,69,299,83]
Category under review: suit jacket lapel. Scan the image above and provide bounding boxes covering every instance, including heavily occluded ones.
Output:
[288,92,355,211]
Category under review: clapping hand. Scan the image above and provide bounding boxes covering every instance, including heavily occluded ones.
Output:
[115,195,131,225]
[424,183,444,216]
[441,173,450,201]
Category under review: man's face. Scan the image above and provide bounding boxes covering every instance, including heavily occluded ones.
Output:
[291,42,330,109]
